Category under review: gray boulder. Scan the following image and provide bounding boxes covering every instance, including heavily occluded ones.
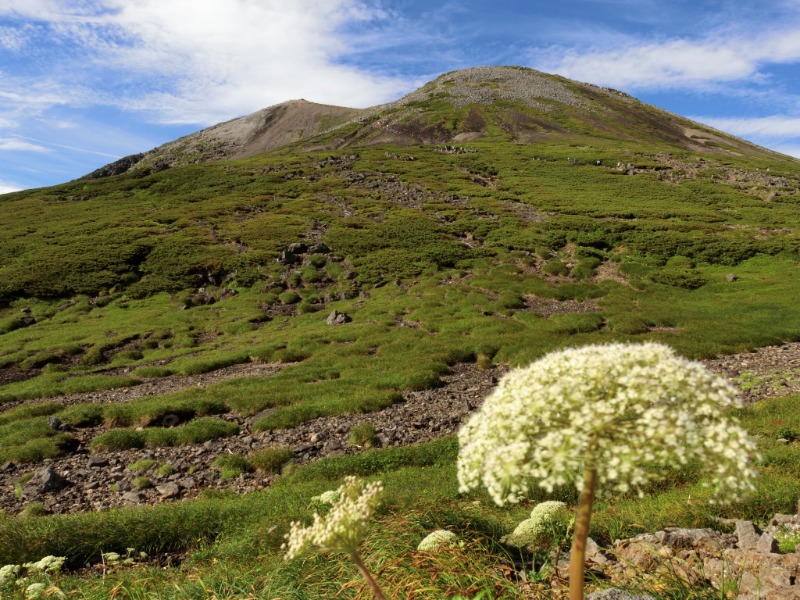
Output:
[326,310,351,325]
[21,467,72,498]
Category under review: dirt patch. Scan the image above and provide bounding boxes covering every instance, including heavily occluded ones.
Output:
[592,261,628,285]
[0,365,40,386]
[523,295,600,317]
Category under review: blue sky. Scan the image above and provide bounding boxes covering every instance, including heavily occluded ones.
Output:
[2,0,800,193]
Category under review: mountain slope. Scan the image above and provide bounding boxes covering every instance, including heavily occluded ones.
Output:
[83,66,785,180]
[0,64,799,483]
[84,99,360,178]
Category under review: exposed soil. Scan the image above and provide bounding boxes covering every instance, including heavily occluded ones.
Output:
[2,342,799,515]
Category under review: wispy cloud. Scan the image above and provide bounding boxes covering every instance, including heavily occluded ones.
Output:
[5,134,120,157]
[768,143,800,159]
[531,26,800,92]
[692,116,800,139]
[0,23,30,49]
[0,0,414,126]
[0,137,49,152]
[0,182,22,194]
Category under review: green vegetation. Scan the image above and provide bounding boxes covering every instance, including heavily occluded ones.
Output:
[128,459,158,473]
[89,418,238,451]
[348,422,379,448]
[249,445,294,474]
[0,392,794,597]
[132,476,154,490]
[212,454,251,479]
[0,68,799,596]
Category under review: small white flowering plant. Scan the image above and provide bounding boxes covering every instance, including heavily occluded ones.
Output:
[501,501,571,551]
[308,489,342,513]
[0,555,67,598]
[457,342,758,600]
[417,529,458,552]
[284,475,386,600]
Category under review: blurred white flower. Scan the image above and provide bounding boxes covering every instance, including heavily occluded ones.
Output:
[25,583,47,599]
[314,489,342,505]
[23,556,65,574]
[417,529,457,551]
[283,476,384,559]
[502,500,570,548]
[0,564,20,587]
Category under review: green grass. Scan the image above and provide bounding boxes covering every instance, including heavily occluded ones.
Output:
[347,422,379,448]
[132,476,154,490]
[212,454,251,479]
[89,417,239,451]
[0,85,799,597]
[128,459,157,473]
[248,446,294,474]
[3,391,799,597]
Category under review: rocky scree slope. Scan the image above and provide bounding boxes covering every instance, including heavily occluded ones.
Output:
[4,342,800,516]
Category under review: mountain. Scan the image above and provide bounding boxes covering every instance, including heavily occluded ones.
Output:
[1,65,800,595]
[83,66,782,180]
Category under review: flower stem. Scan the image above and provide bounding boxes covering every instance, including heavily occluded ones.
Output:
[350,550,387,600]
[569,464,598,600]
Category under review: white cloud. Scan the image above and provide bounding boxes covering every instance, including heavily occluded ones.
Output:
[692,116,800,139]
[0,72,95,126]
[532,27,800,91]
[0,24,29,49]
[0,137,49,152]
[768,143,800,159]
[2,134,122,157]
[0,0,414,125]
[104,0,411,122]
[0,182,22,194]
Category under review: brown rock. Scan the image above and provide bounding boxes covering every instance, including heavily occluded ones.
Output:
[122,491,144,504]
[156,483,181,499]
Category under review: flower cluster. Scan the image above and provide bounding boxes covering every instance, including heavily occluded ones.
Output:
[417,530,457,551]
[457,343,758,506]
[0,564,21,587]
[311,489,342,507]
[0,556,66,598]
[25,582,47,599]
[502,501,569,548]
[23,556,65,574]
[283,476,384,560]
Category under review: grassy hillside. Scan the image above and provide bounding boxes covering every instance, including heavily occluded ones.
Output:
[0,66,799,597]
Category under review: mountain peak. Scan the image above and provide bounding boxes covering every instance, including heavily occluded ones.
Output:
[391,66,591,110]
[83,66,781,180]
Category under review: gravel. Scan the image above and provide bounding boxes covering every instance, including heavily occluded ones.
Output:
[2,341,799,515]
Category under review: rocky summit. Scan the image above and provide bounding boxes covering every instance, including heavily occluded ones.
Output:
[83,66,781,179]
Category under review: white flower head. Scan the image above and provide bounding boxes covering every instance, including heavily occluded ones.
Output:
[25,583,47,599]
[283,476,384,560]
[314,490,342,505]
[24,556,65,574]
[417,530,457,551]
[458,343,758,506]
[0,564,21,587]
[530,501,567,521]
[503,501,570,548]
